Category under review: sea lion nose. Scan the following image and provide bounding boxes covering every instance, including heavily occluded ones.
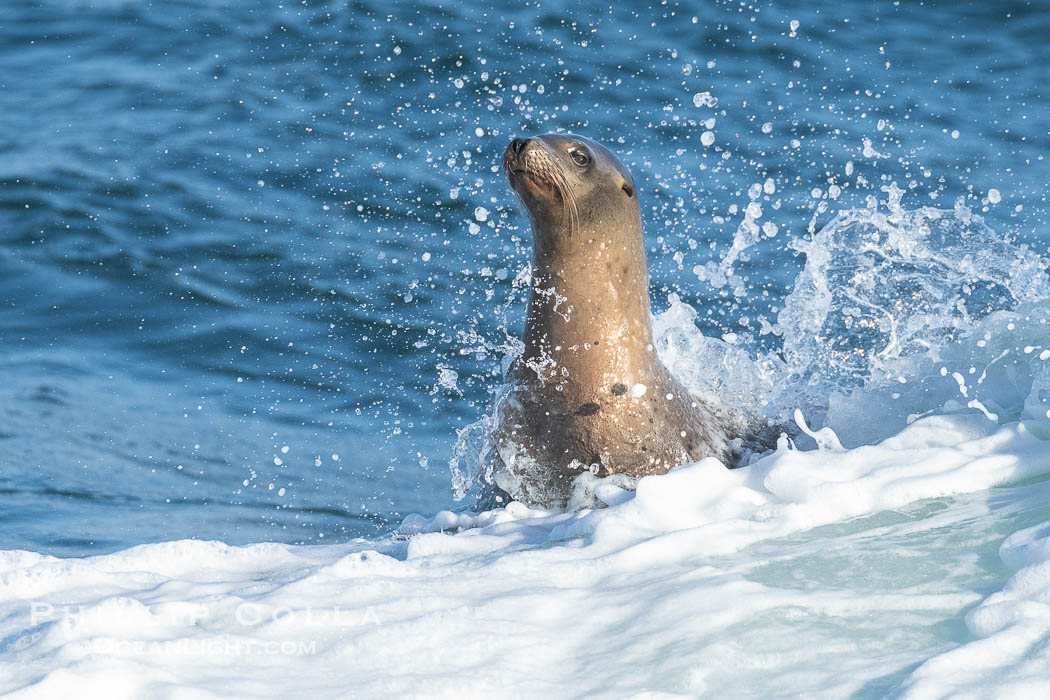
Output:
[510,137,529,156]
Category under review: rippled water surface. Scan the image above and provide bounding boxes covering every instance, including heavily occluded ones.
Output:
[2,0,1048,554]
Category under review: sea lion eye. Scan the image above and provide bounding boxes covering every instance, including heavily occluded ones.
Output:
[569,150,590,167]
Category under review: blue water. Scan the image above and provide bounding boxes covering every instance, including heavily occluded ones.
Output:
[2,0,1047,555]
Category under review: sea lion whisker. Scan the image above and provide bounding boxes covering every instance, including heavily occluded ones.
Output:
[567,183,581,237]
[550,168,569,235]
[549,166,578,236]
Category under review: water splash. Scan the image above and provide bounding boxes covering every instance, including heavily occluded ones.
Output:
[777,187,1049,389]
[451,193,1050,499]
[448,392,501,500]
[771,191,1050,444]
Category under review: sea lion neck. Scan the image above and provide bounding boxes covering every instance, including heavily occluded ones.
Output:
[521,207,656,373]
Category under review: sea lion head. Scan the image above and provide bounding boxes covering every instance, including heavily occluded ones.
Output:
[502,134,638,236]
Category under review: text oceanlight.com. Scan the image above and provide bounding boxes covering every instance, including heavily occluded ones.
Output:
[30,602,381,629]
[91,638,321,657]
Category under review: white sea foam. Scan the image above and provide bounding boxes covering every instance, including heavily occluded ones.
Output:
[2,413,1049,697]
[898,519,1050,699]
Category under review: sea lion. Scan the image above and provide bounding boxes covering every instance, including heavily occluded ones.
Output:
[493,133,746,508]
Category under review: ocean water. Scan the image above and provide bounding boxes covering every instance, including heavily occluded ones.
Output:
[3,0,1050,696]
[4,0,1046,554]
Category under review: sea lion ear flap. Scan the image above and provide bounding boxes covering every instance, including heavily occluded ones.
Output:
[621,183,634,198]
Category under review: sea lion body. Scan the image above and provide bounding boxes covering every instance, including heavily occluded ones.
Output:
[495,134,739,507]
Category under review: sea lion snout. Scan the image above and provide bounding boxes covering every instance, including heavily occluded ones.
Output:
[509,137,529,157]
[503,137,564,204]
[502,137,545,173]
